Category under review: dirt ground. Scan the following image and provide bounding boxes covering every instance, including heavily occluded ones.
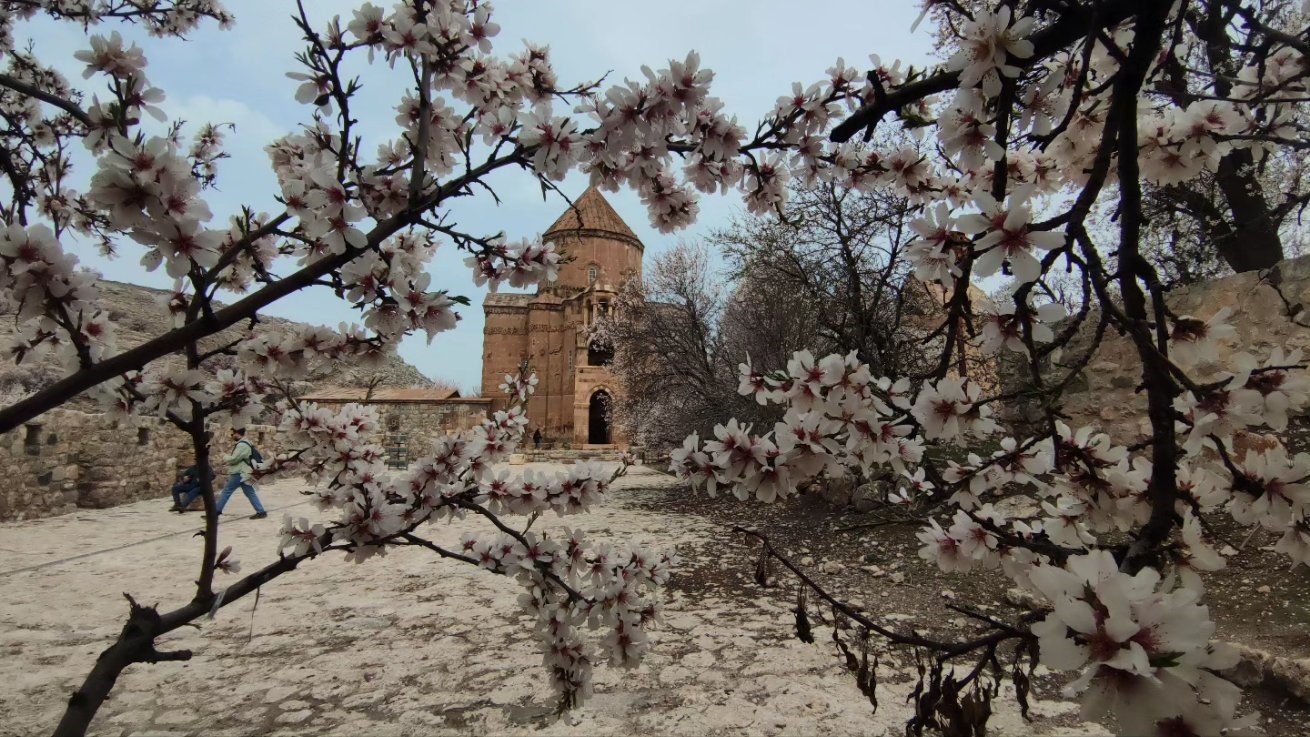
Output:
[0,462,1304,736]
[632,477,1310,736]
[0,464,1103,737]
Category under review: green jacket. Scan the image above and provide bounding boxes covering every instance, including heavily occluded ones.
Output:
[225,439,255,479]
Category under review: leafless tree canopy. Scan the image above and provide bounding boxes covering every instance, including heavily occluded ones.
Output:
[715,184,938,379]
[608,184,954,451]
[600,243,781,451]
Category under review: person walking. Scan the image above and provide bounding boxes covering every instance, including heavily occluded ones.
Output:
[216,427,268,519]
[532,428,542,450]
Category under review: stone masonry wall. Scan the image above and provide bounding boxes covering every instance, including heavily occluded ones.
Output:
[0,409,282,522]
[1045,255,1310,446]
[0,410,188,521]
[313,399,490,465]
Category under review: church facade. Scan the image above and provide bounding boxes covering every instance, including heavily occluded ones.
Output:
[480,187,641,448]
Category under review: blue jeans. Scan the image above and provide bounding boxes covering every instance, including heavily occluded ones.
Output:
[172,481,202,508]
[216,473,265,514]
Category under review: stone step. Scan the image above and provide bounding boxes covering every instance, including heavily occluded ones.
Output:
[521,449,628,463]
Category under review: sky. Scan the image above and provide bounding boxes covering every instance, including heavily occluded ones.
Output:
[23,1,938,392]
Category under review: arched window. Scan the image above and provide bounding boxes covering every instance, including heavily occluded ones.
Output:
[587,337,614,366]
[587,265,599,284]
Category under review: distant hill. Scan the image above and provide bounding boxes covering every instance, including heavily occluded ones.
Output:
[0,279,433,406]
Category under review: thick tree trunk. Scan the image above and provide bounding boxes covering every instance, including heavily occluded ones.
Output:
[51,553,309,736]
[1115,2,1182,573]
[1187,0,1286,274]
[53,599,190,737]
[1213,149,1285,272]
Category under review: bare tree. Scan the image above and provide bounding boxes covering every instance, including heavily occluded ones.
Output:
[602,242,775,451]
[715,183,938,379]
[718,269,825,378]
[1142,163,1309,286]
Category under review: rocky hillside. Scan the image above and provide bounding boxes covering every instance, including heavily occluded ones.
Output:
[0,279,432,404]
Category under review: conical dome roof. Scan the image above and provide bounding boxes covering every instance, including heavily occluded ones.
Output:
[542,186,643,250]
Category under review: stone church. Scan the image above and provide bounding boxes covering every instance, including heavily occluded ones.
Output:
[480,187,641,448]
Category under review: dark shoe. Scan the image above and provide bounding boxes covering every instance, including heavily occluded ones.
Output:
[168,505,182,512]
[249,512,268,520]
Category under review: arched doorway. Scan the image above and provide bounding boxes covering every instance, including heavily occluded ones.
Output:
[588,390,612,445]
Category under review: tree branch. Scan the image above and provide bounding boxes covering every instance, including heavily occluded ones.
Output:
[830,0,1145,142]
[0,74,93,126]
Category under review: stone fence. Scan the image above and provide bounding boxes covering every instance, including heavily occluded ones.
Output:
[1,409,279,522]
[1020,254,1310,448]
[809,257,1310,511]
[298,395,492,468]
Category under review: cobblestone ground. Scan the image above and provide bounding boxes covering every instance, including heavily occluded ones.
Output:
[0,465,1102,737]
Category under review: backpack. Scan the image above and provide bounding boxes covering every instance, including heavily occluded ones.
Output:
[239,438,264,466]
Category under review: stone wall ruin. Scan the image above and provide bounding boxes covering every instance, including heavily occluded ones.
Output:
[1,410,281,522]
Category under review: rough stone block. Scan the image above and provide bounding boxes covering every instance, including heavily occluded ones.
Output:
[852,483,881,513]
[819,476,856,508]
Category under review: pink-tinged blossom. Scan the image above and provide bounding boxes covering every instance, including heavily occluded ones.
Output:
[74,32,147,80]
[945,7,1036,97]
[1026,550,1241,732]
[911,377,998,441]
[286,71,332,108]
[737,357,778,405]
[917,518,974,572]
[519,108,582,181]
[1177,511,1225,591]
[1168,308,1236,367]
[784,350,844,410]
[905,202,966,286]
[947,509,999,565]
[938,89,1002,169]
[346,3,386,44]
[1227,446,1310,530]
[957,189,1063,283]
[976,300,1062,355]
[1274,523,1310,568]
[279,516,327,557]
[1172,388,1261,454]
[1232,348,1310,431]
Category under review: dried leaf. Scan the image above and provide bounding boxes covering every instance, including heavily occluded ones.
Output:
[1013,666,1032,721]
[793,586,814,644]
[833,627,860,672]
[856,637,879,713]
[867,654,879,713]
[857,639,870,691]
[960,688,992,737]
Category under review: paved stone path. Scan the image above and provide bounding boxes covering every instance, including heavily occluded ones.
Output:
[0,465,1103,736]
